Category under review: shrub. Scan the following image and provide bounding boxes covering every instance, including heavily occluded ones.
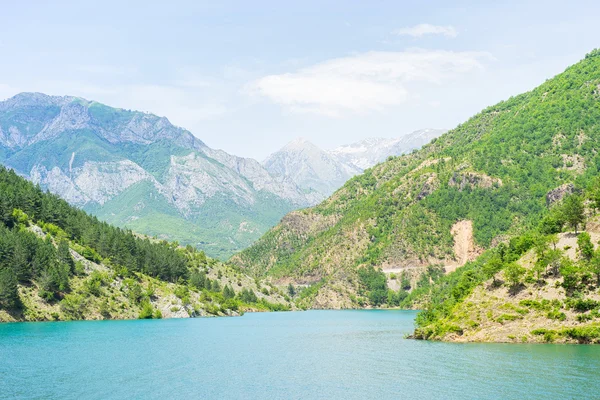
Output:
[139,302,154,319]
[547,310,566,321]
[174,285,190,304]
[496,314,521,323]
[60,294,87,320]
[568,298,599,312]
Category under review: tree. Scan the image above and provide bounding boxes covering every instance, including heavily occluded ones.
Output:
[57,240,75,274]
[387,290,399,306]
[560,258,582,293]
[222,285,235,299]
[482,256,503,285]
[546,249,563,276]
[577,232,594,261]
[590,249,600,286]
[539,210,565,235]
[240,288,257,303]
[400,272,411,291]
[589,179,600,211]
[533,259,546,282]
[0,268,19,309]
[189,271,206,290]
[548,234,559,250]
[504,262,526,289]
[562,194,585,233]
[287,283,296,297]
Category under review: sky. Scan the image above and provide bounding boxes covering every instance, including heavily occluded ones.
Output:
[2,0,600,160]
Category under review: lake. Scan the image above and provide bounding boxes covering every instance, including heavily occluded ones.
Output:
[1,310,599,399]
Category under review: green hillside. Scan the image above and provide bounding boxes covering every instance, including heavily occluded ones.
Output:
[0,166,290,322]
[410,187,600,344]
[233,49,600,308]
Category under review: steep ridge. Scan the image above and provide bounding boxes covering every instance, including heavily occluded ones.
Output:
[0,93,311,258]
[233,49,600,309]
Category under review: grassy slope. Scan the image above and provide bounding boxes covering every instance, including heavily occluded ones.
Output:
[233,50,600,307]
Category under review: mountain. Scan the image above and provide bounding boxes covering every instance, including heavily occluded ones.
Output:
[0,93,311,259]
[263,138,362,203]
[330,129,446,170]
[233,49,600,311]
[0,166,290,322]
[263,129,445,202]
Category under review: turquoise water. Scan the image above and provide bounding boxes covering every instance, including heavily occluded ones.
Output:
[1,310,599,399]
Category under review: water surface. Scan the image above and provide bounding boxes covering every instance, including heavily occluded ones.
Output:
[1,310,598,399]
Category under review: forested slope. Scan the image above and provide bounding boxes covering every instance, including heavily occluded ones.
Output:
[0,166,290,322]
[233,49,600,309]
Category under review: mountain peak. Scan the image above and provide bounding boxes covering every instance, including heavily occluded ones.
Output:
[0,92,79,110]
[0,92,210,149]
[283,137,319,151]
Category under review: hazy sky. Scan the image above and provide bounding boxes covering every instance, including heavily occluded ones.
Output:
[2,0,600,160]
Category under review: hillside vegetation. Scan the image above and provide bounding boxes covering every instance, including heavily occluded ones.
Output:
[0,167,290,322]
[411,186,600,344]
[233,49,600,310]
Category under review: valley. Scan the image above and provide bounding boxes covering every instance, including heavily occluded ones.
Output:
[2,47,600,346]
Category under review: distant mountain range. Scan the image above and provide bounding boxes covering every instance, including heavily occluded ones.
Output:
[263,129,446,201]
[0,92,443,258]
[0,93,311,258]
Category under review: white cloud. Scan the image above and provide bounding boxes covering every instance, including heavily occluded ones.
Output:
[247,49,490,117]
[393,24,458,38]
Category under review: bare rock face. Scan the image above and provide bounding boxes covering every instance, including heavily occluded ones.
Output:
[31,102,92,145]
[416,173,439,200]
[73,160,160,205]
[263,138,361,203]
[30,165,89,204]
[330,129,447,170]
[546,183,575,206]
[449,171,502,191]
[0,126,28,149]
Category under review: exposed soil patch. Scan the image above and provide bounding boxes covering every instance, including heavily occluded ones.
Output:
[446,220,482,273]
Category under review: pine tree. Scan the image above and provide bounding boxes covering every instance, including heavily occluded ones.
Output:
[562,194,585,233]
[577,232,594,261]
[0,268,19,309]
[57,240,75,274]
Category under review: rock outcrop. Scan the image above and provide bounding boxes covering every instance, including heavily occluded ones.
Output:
[546,183,575,206]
